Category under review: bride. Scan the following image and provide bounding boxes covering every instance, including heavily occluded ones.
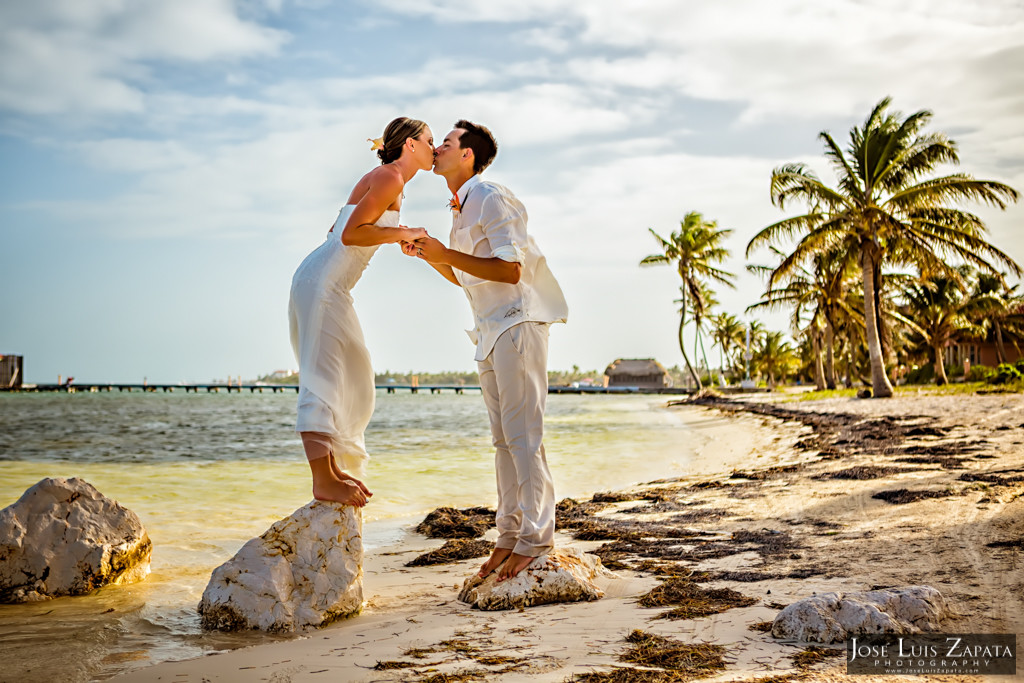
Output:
[289,117,434,506]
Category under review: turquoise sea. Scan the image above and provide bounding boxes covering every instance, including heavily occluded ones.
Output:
[0,390,715,682]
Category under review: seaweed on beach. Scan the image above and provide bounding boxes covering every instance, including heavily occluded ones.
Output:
[418,669,490,683]
[592,491,643,503]
[556,497,609,529]
[959,470,1024,486]
[666,508,729,524]
[812,465,913,480]
[405,539,495,567]
[730,464,804,481]
[895,455,971,469]
[748,620,774,632]
[791,646,844,669]
[731,529,799,557]
[638,577,757,619]
[620,630,726,673]
[570,668,694,682]
[871,488,950,504]
[415,507,496,539]
[374,660,419,670]
[709,570,779,582]
[986,538,1024,548]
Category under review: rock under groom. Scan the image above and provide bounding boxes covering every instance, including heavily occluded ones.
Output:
[407,120,568,581]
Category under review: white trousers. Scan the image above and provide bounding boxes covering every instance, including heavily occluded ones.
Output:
[477,322,555,557]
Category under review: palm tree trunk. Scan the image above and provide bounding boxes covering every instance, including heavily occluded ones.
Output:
[824,318,837,390]
[933,341,948,385]
[844,343,854,388]
[696,325,713,386]
[860,248,894,397]
[677,290,702,390]
[812,327,826,390]
[995,321,1007,364]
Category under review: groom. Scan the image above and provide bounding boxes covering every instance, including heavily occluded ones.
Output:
[409,120,568,581]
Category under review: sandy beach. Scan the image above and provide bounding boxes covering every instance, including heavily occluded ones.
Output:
[108,391,1024,683]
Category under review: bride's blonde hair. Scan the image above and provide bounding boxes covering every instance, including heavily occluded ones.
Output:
[378,117,427,164]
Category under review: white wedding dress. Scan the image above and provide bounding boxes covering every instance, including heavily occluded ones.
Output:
[288,204,396,478]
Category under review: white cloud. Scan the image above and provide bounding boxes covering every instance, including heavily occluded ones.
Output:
[0,0,288,115]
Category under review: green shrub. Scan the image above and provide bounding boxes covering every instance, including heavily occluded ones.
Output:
[989,363,1023,384]
[905,365,934,384]
[967,364,995,382]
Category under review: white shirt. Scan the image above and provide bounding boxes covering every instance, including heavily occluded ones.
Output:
[449,174,568,361]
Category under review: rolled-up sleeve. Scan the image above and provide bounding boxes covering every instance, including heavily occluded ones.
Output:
[480,192,527,264]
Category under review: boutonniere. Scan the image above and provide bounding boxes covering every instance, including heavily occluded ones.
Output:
[448,195,462,213]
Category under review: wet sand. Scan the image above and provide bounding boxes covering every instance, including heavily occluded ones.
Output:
[110,391,1024,682]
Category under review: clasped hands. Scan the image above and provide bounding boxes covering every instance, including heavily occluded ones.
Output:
[400,228,447,263]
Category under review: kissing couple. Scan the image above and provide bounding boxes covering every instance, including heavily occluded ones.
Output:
[288,118,568,581]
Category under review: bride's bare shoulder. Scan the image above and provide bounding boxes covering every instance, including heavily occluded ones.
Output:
[346,164,404,206]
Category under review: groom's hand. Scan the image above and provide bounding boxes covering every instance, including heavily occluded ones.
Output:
[414,236,448,264]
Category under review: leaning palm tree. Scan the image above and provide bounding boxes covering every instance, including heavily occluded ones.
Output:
[641,211,735,389]
[748,96,1020,397]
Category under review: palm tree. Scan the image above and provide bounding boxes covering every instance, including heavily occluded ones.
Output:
[709,312,746,383]
[754,330,798,388]
[974,273,1024,364]
[641,211,735,389]
[897,270,998,385]
[747,96,1020,397]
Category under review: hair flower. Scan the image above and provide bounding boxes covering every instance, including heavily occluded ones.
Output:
[367,137,384,151]
[448,195,461,213]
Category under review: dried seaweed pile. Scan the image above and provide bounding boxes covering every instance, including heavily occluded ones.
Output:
[570,630,725,682]
[415,506,496,539]
[405,539,495,567]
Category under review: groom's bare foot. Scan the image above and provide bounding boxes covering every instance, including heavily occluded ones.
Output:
[497,552,537,582]
[478,547,514,578]
[329,456,373,498]
[312,477,368,507]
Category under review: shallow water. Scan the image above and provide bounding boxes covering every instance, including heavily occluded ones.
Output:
[0,390,701,681]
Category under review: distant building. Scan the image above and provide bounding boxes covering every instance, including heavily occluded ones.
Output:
[1,354,23,389]
[945,341,1023,368]
[604,358,669,388]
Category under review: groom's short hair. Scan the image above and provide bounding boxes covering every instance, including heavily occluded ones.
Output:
[454,119,497,174]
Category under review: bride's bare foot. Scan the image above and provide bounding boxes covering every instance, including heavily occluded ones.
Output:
[497,552,537,582]
[478,547,514,578]
[312,477,368,507]
[329,456,372,497]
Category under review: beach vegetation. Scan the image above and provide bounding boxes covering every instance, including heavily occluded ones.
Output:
[638,576,757,619]
[641,211,736,389]
[405,539,494,567]
[748,96,1020,397]
[569,630,725,682]
[791,646,844,669]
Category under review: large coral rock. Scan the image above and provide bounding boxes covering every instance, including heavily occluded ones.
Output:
[0,477,152,603]
[199,500,363,632]
[772,586,949,643]
[458,547,614,610]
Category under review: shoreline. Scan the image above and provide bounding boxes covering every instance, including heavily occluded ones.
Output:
[110,392,1023,682]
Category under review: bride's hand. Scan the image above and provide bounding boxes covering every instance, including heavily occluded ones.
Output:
[400,240,418,256]
[401,226,428,242]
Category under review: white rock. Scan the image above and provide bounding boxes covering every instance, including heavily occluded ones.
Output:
[458,547,615,611]
[0,477,152,603]
[772,586,949,643]
[199,500,363,632]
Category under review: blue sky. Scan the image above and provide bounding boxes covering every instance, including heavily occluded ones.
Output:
[2,0,1023,383]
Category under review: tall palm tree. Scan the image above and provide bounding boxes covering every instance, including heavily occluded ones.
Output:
[641,211,735,389]
[747,96,1020,397]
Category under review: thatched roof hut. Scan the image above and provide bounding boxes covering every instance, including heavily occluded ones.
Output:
[603,358,669,388]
